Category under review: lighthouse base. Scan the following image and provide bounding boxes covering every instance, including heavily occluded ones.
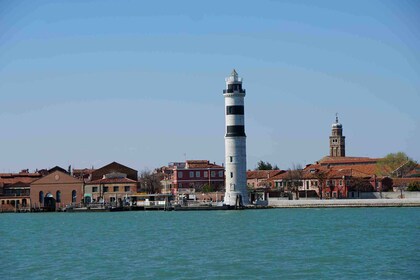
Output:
[223,191,248,208]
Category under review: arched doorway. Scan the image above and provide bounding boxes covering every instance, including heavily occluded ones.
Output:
[44,192,56,211]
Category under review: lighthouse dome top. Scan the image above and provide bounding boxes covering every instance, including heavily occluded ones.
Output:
[225,69,242,83]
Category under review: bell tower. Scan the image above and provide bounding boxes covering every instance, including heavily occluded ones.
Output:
[329,114,345,157]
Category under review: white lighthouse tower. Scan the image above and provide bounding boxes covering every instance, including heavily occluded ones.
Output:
[223,69,248,207]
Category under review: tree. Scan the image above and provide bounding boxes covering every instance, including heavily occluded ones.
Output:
[407,182,420,191]
[285,164,303,200]
[138,169,163,193]
[255,160,279,170]
[313,170,327,200]
[376,152,417,177]
[348,177,375,194]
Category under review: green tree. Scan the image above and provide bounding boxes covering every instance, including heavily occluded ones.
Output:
[255,160,279,170]
[376,152,417,177]
[407,182,420,191]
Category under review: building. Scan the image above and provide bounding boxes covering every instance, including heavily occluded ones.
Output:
[171,160,225,194]
[0,170,42,212]
[30,170,84,211]
[90,161,138,182]
[73,168,96,181]
[84,172,138,206]
[247,170,284,190]
[330,114,345,157]
[223,69,248,206]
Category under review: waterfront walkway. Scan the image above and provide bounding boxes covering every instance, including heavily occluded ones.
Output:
[268,198,420,208]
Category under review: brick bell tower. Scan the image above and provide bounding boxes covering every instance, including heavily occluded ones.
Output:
[330,114,345,157]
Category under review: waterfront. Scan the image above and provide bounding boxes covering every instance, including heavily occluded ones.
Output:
[1,208,419,279]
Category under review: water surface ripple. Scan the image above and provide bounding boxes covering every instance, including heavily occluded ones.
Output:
[1,208,419,279]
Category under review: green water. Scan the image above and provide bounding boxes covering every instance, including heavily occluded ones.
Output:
[1,208,419,279]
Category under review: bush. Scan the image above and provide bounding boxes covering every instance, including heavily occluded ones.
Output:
[407,182,420,191]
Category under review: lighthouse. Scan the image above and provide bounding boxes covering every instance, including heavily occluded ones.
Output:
[223,69,248,207]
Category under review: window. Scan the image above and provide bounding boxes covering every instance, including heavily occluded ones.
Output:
[230,172,233,178]
[204,171,208,178]
[71,190,77,203]
[230,156,233,162]
[56,191,61,203]
[92,187,98,192]
[178,171,183,178]
[39,191,44,204]
[113,186,119,192]
[196,171,200,177]
[339,180,343,186]
[103,186,108,193]
[124,186,130,192]
[218,171,223,177]
[189,171,194,178]
[211,171,216,177]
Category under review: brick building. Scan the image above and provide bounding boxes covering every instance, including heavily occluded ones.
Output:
[171,160,225,193]
[90,162,138,181]
[30,170,84,211]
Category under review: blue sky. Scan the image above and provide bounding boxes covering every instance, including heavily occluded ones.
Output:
[1,0,419,172]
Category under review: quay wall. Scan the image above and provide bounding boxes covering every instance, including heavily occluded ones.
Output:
[268,198,420,208]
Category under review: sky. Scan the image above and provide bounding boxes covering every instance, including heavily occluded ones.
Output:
[1,0,419,173]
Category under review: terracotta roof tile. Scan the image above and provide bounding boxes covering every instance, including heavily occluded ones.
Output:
[87,177,137,185]
[247,170,284,180]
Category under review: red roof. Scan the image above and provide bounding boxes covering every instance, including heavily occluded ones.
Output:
[87,177,137,185]
[184,160,223,169]
[319,156,380,166]
[247,170,284,180]
[0,173,42,185]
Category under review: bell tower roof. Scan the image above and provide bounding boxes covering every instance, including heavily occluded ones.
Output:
[332,113,342,128]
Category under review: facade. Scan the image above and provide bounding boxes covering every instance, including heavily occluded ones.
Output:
[30,170,84,210]
[84,172,137,206]
[172,160,225,193]
[247,170,284,190]
[90,161,138,182]
[329,114,345,157]
[0,170,42,211]
[223,70,248,206]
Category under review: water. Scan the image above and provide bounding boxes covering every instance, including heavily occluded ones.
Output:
[1,208,419,279]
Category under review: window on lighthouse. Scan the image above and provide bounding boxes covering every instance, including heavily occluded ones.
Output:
[230,172,233,178]
[230,156,233,162]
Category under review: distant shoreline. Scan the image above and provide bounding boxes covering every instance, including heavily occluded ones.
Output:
[268,198,420,208]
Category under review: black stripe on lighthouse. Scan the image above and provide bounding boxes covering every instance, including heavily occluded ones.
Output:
[226,105,244,115]
[226,125,246,137]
